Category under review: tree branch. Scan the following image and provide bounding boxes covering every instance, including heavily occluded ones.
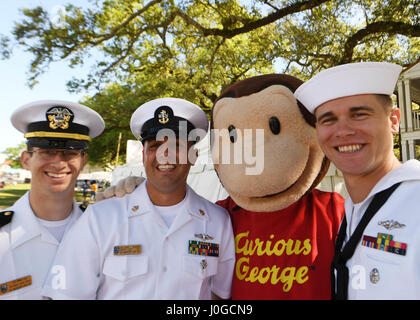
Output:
[341,21,420,64]
[174,0,331,38]
[92,0,164,43]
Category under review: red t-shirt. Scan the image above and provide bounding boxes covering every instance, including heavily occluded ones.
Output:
[217,189,345,300]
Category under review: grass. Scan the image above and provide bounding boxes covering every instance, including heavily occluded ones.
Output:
[0,184,31,209]
[0,184,94,209]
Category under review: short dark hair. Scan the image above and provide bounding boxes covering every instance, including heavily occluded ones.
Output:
[376,94,393,111]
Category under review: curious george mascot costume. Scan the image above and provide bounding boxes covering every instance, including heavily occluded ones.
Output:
[211,74,345,299]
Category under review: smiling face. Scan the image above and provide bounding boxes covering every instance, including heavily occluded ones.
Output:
[212,84,327,212]
[21,147,87,197]
[315,94,400,181]
[142,137,196,201]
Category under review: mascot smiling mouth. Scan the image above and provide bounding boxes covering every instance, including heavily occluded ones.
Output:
[228,145,326,212]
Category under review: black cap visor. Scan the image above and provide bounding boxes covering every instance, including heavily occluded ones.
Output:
[26,137,89,150]
[140,117,196,144]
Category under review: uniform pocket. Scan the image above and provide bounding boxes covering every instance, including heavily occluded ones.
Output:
[183,256,218,280]
[103,255,148,281]
[364,245,406,266]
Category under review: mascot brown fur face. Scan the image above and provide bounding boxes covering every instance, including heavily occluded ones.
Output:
[211,74,329,212]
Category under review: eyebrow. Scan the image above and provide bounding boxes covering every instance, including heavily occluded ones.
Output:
[349,106,374,113]
[316,111,334,123]
[316,105,374,123]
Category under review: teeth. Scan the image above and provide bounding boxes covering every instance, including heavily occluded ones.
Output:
[47,173,67,178]
[338,144,362,153]
[158,165,175,171]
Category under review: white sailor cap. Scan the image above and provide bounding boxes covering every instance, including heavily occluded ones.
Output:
[11,100,105,150]
[130,97,209,143]
[294,62,402,114]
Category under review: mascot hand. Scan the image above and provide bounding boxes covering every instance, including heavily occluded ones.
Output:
[96,176,145,201]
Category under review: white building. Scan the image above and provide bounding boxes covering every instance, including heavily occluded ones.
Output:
[397,59,420,161]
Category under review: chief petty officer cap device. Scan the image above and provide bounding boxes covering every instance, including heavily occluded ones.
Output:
[11,100,105,150]
[294,62,402,114]
[130,97,209,144]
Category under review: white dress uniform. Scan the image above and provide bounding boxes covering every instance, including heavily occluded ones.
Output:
[343,160,420,299]
[0,192,82,299]
[43,181,235,300]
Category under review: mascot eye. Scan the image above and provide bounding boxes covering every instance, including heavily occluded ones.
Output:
[269,117,281,135]
[228,125,237,143]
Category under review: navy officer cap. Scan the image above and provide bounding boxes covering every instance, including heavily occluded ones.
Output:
[130,97,209,144]
[11,100,105,150]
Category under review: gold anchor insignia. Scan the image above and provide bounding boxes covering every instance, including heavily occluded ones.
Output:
[158,110,169,124]
[47,107,73,130]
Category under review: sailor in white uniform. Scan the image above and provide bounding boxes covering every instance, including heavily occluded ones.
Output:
[342,159,420,299]
[0,100,104,299]
[43,97,235,300]
[295,61,420,299]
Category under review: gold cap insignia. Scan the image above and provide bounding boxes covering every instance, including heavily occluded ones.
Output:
[158,109,169,124]
[46,107,73,130]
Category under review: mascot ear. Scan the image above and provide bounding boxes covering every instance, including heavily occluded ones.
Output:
[309,156,330,193]
[188,146,198,165]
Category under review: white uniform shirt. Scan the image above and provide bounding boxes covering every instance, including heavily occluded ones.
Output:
[43,182,235,300]
[0,192,81,299]
[343,160,420,299]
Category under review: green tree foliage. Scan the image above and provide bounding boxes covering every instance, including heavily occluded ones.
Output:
[2,0,419,166]
[1,141,26,168]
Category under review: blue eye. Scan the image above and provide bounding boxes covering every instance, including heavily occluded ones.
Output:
[354,112,367,117]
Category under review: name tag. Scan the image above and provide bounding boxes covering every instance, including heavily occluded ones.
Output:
[113,245,142,255]
[0,275,32,295]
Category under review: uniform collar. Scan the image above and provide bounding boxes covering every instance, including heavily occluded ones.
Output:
[9,192,43,248]
[9,192,80,248]
[184,185,209,222]
[363,160,420,203]
[127,181,209,221]
[345,160,420,213]
[127,182,153,217]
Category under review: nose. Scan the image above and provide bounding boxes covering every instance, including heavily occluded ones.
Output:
[334,119,356,138]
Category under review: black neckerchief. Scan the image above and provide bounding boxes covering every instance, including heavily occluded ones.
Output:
[330,182,401,300]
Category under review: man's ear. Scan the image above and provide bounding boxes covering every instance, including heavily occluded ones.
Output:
[188,146,198,165]
[81,152,88,169]
[390,108,401,135]
[141,142,146,165]
[20,151,31,170]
